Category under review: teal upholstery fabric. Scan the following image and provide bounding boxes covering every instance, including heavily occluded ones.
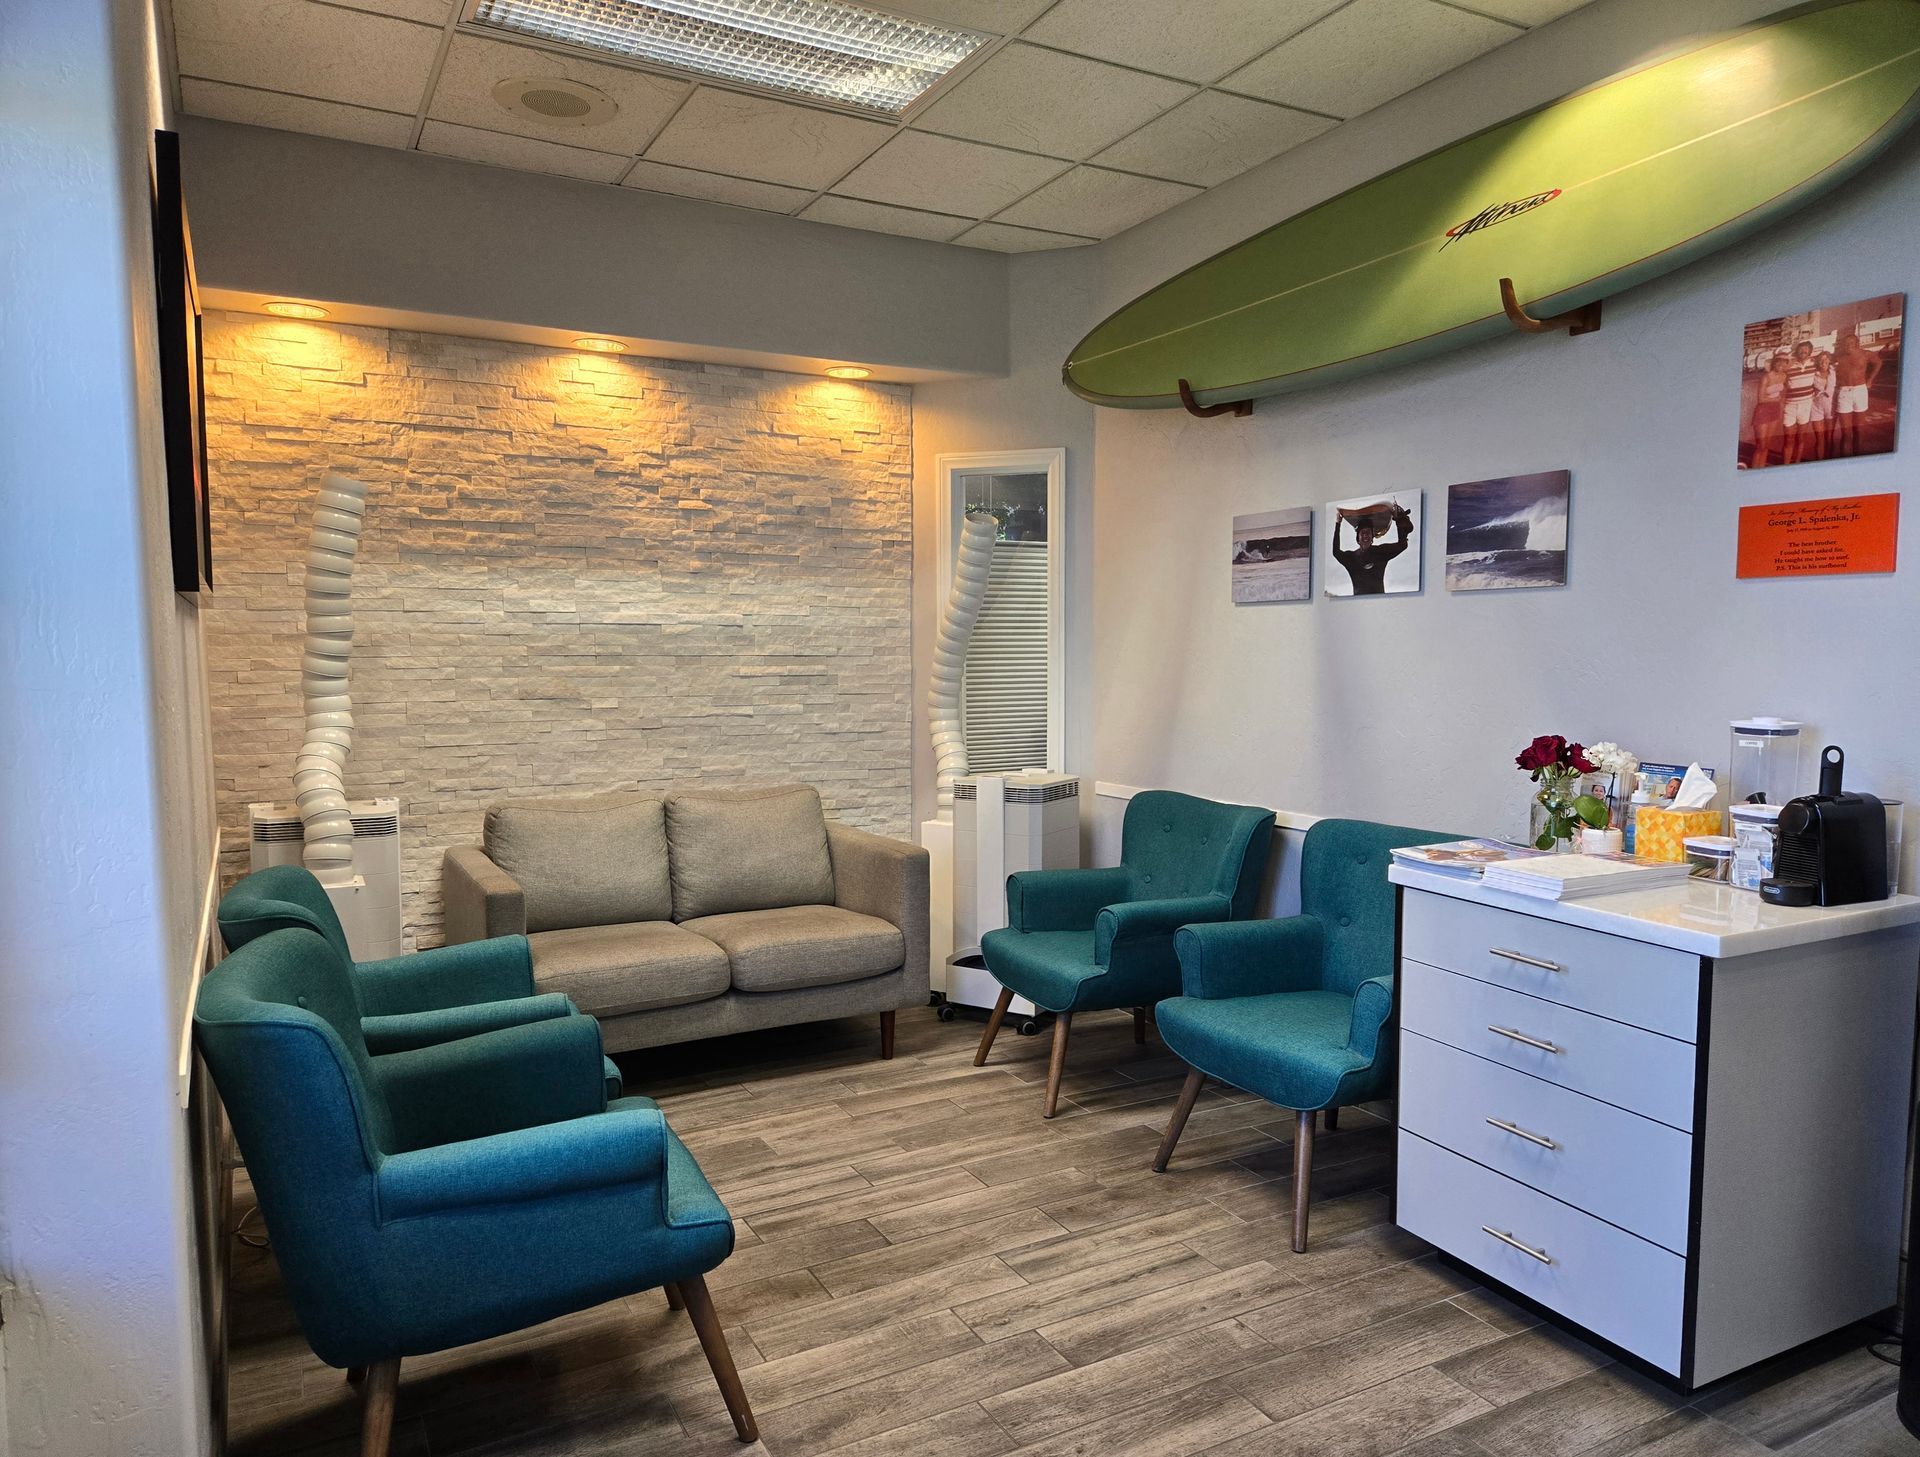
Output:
[981,791,1274,1015]
[215,867,619,1092]
[195,927,733,1369]
[1155,818,1453,1111]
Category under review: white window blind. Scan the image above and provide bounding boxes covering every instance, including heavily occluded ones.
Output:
[963,538,1050,773]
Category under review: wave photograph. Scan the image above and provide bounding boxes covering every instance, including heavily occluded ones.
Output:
[1232,506,1312,603]
[1445,471,1570,592]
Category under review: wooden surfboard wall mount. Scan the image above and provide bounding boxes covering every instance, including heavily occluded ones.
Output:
[1065,0,1920,415]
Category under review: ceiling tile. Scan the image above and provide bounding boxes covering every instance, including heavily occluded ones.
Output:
[911,43,1194,160]
[620,160,813,212]
[871,0,1054,34]
[1022,0,1346,84]
[172,0,441,115]
[1093,90,1331,187]
[325,0,451,21]
[179,78,416,148]
[833,131,1065,218]
[644,87,893,190]
[954,221,1096,252]
[800,196,972,242]
[427,34,689,157]
[418,120,631,182]
[1470,0,1594,21]
[994,165,1200,238]
[1221,0,1520,119]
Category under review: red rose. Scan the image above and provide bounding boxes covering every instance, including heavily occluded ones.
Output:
[1515,734,1566,772]
[1568,743,1597,774]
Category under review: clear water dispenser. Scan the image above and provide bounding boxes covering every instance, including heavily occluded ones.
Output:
[1727,717,1805,826]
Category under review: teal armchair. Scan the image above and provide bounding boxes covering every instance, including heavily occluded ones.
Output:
[195,927,758,1454]
[1151,818,1453,1251]
[977,790,1275,1117]
[219,865,620,1095]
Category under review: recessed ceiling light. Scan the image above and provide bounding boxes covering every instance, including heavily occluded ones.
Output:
[573,336,625,353]
[468,0,990,116]
[825,365,871,379]
[264,301,329,319]
[493,76,621,128]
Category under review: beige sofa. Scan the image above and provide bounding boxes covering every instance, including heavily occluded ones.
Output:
[441,784,928,1057]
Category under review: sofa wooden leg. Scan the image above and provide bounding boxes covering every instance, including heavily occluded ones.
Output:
[359,1358,399,1457]
[1133,1006,1148,1045]
[880,1009,896,1060]
[1324,1106,1339,1132]
[1043,1012,1073,1119]
[681,1274,759,1444]
[664,1282,685,1312]
[974,987,1013,1067]
[1292,1109,1315,1254]
[1153,1068,1205,1173]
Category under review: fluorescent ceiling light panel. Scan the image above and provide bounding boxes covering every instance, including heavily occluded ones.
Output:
[468,0,990,114]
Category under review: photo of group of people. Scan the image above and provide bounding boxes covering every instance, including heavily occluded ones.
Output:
[1739,292,1903,469]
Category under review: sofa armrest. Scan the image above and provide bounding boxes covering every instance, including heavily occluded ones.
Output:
[1006,866,1134,933]
[376,1102,667,1222]
[442,846,526,944]
[828,822,930,997]
[1347,974,1395,1063]
[354,936,536,1015]
[362,992,573,1054]
[373,1014,608,1152]
[1173,916,1326,1001]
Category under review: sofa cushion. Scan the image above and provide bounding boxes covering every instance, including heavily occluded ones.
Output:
[682,905,903,994]
[664,785,835,921]
[485,792,671,933]
[527,921,728,1018]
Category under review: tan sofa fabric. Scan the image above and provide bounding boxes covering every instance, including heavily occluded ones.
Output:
[682,905,904,994]
[485,791,672,933]
[442,845,526,942]
[528,921,729,1017]
[665,785,834,921]
[828,823,930,994]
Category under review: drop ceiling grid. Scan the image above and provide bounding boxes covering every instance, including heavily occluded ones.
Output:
[167,0,1592,250]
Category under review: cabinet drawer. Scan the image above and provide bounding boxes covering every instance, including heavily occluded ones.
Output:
[1401,961,1697,1131]
[1399,1030,1693,1253]
[1403,890,1699,1041]
[1397,1130,1685,1375]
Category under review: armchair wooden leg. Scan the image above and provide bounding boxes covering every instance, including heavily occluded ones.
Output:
[974,987,1013,1067]
[1291,1109,1315,1254]
[1043,1012,1073,1119]
[346,1366,366,1386]
[359,1358,399,1457]
[1153,1068,1206,1173]
[1324,1106,1340,1132]
[1133,1006,1148,1044]
[664,1282,686,1312]
[680,1274,759,1444]
[880,1009,896,1060]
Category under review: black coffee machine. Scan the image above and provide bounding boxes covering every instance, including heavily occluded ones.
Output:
[1768,745,1887,907]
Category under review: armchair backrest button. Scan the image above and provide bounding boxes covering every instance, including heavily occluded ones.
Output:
[1339,916,1351,927]
[297,995,309,1008]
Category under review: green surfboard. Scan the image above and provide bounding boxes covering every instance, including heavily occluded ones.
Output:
[1063,0,1920,411]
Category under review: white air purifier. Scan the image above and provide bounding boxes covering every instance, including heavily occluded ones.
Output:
[945,773,1080,1016]
[248,798,403,960]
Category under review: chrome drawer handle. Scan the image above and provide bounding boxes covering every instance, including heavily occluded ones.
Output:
[1486,1117,1558,1150]
[1482,1225,1553,1264]
[1490,947,1564,973]
[1488,1025,1562,1054]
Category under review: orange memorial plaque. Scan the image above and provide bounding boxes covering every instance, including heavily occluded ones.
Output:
[1736,493,1899,579]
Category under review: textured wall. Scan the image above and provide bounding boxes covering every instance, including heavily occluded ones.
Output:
[203,313,913,946]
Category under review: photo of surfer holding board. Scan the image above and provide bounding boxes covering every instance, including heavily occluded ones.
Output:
[1328,495,1417,596]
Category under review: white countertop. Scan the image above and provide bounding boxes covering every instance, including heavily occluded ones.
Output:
[1389,863,1920,957]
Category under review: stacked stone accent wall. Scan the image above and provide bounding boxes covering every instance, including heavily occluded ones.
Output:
[202,313,913,947]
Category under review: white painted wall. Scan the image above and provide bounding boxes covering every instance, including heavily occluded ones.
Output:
[0,0,215,1451]
[1074,0,1920,886]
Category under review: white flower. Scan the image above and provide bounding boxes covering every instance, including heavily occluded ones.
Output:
[1585,741,1638,776]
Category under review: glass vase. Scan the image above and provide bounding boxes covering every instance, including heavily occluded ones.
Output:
[1530,774,1583,853]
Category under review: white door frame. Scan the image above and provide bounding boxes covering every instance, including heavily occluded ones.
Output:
[933,447,1066,774]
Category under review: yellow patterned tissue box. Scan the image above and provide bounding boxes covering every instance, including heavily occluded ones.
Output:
[1635,807,1722,862]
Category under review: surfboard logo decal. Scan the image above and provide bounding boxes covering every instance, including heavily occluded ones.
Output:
[1442,189,1562,249]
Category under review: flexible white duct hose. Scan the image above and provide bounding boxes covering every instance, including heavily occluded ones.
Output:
[929,511,998,815]
[297,472,368,886]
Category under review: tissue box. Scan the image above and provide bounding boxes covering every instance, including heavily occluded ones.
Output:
[1636,807,1723,862]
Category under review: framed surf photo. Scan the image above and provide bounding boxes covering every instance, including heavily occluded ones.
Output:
[1739,293,1903,470]
[1231,507,1311,603]
[1445,471,1570,592]
[1324,492,1421,598]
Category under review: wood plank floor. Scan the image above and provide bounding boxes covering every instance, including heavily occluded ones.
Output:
[226,1006,1906,1457]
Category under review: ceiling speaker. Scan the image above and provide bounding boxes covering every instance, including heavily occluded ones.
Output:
[491,77,620,128]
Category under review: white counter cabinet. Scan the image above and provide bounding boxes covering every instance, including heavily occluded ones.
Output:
[1388,864,1920,1389]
